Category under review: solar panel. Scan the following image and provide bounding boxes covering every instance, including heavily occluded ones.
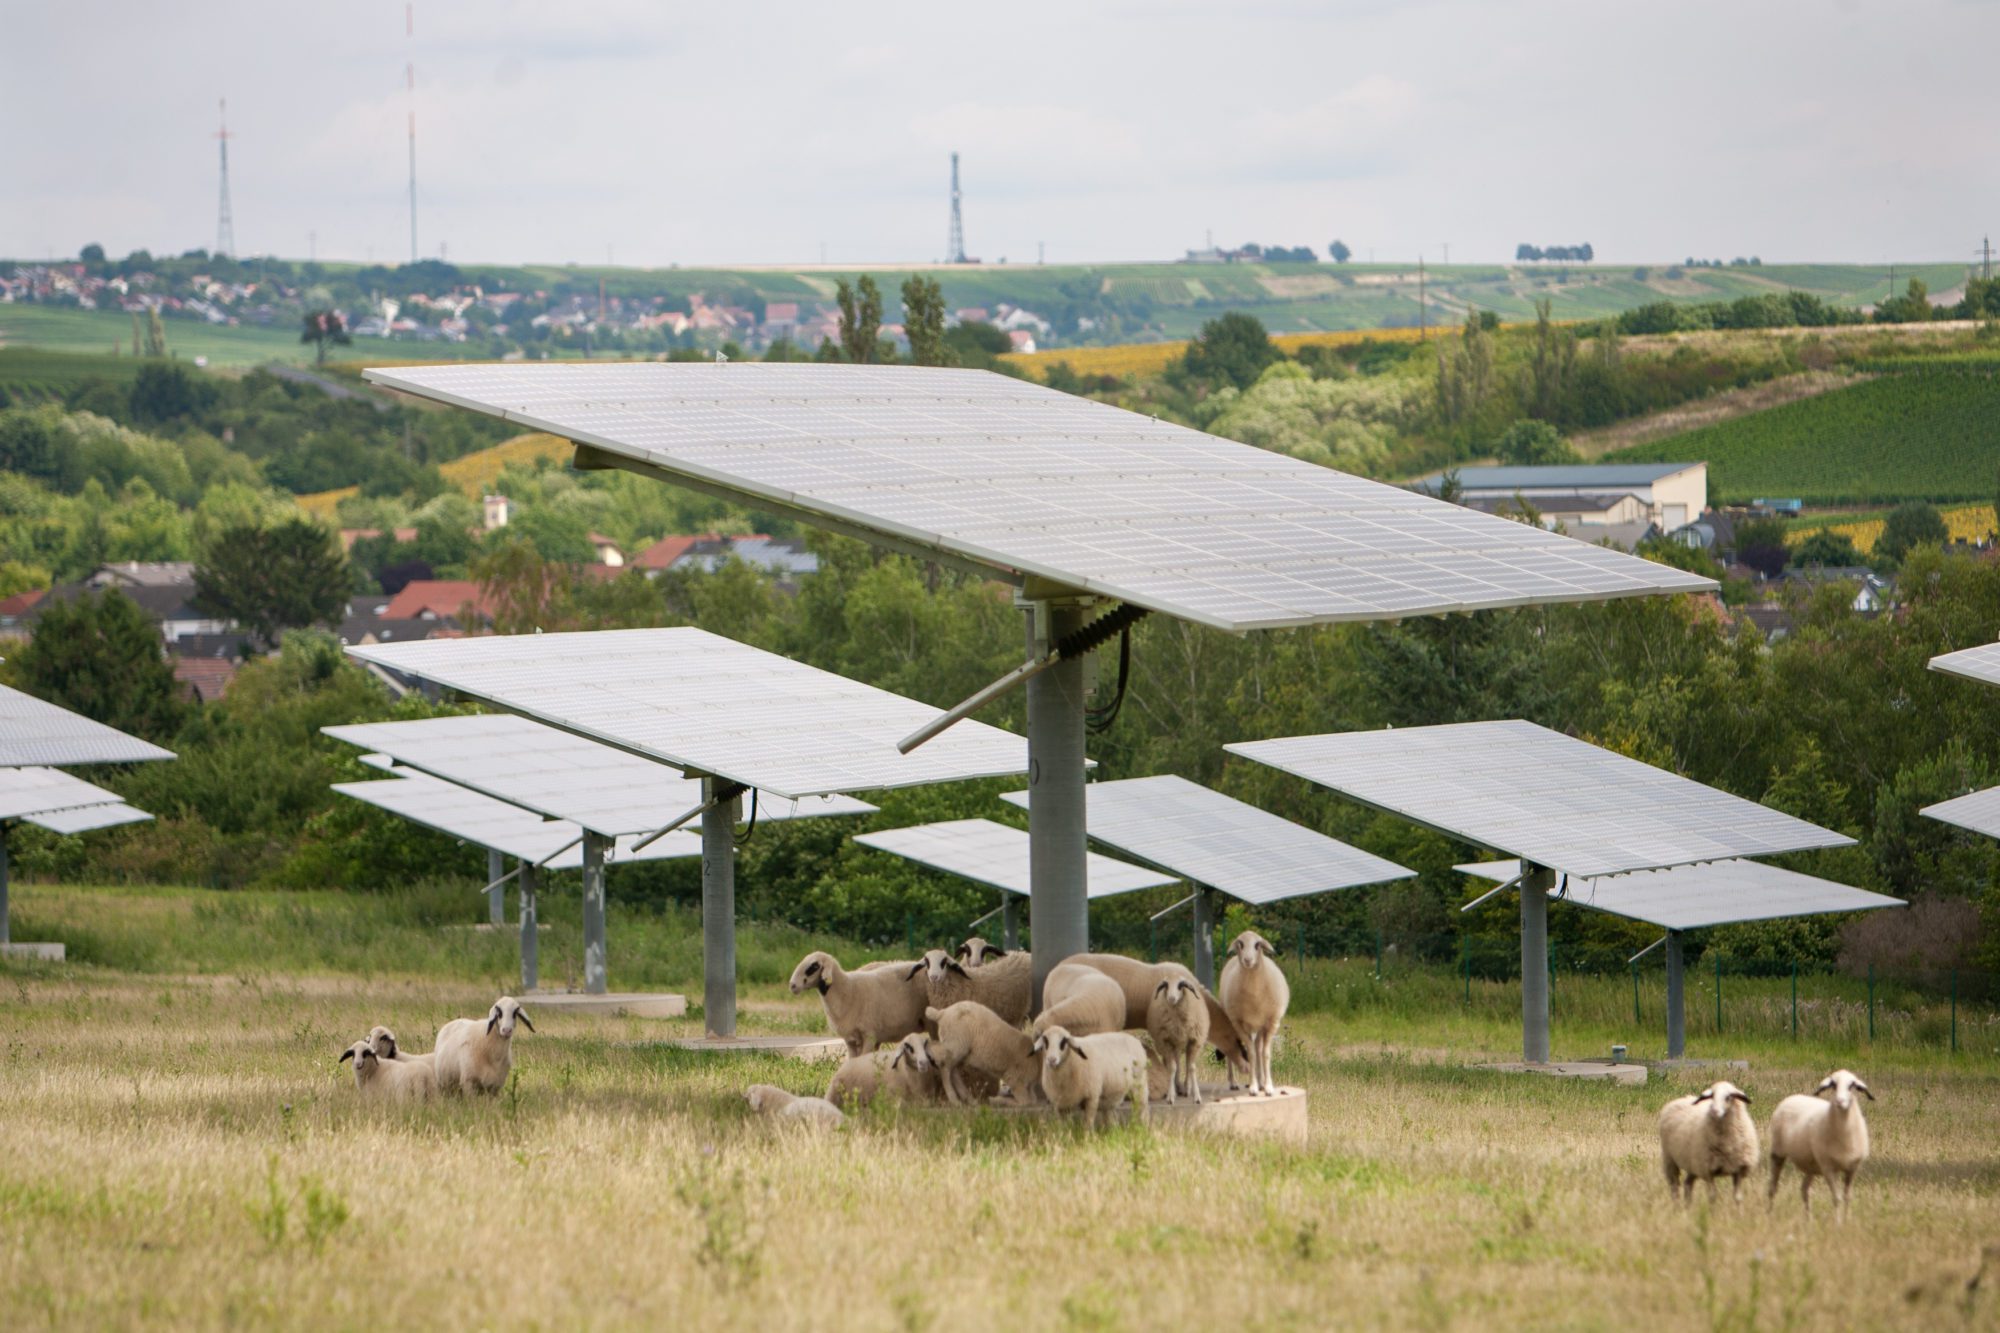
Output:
[1930,642,2000,687]
[854,818,1179,899]
[342,629,1030,800]
[1920,785,2000,840]
[1455,858,1905,931]
[0,685,175,767]
[360,364,1714,633]
[24,803,152,835]
[998,773,1413,903]
[325,713,878,833]
[0,766,128,820]
[331,773,703,865]
[1225,720,1854,879]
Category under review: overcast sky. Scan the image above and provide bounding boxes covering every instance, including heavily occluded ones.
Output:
[3,0,1993,270]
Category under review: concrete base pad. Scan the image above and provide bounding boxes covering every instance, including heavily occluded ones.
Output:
[446,923,549,933]
[1474,1060,1648,1085]
[524,990,687,1018]
[1641,1057,1750,1073]
[658,1034,850,1061]
[0,942,64,961]
[969,1084,1308,1144]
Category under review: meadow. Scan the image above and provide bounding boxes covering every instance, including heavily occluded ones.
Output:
[3,882,1997,1330]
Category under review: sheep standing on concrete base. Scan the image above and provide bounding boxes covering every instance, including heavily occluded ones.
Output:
[433,997,533,1096]
[1768,1069,1874,1221]
[745,1083,846,1128]
[1033,1025,1147,1129]
[1147,978,1211,1105]
[1218,931,1290,1096]
[1068,953,1253,1088]
[1658,1081,1758,1204]
[789,951,929,1056]
[1032,962,1127,1039]
[919,947,1033,1028]
[340,1039,437,1101]
[923,1001,1043,1106]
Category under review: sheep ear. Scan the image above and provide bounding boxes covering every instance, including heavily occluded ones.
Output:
[1154,980,1170,996]
[954,943,972,960]
[1854,1080,1874,1101]
[1729,1090,1751,1105]
[890,1047,905,1069]
[487,1014,499,1035]
[987,947,1008,958]
[516,1009,534,1032]
[1815,1076,1835,1094]
[903,962,925,981]
[1692,1089,1712,1103]
[1256,939,1275,957]
[946,957,968,977]
[338,1048,355,1063]
[1070,1041,1090,1060]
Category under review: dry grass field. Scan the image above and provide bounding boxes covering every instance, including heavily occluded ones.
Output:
[3,884,1997,1330]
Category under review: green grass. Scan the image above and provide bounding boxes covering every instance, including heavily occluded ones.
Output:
[0,304,489,370]
[0,346,147,400]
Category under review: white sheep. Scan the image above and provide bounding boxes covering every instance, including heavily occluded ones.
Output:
[1147,977,1211,1106]
[368,1025,437,1073]
[1032,1025,1148,1128]
[923,1001,1043,1106]
[744,1083,846,1129]
[1218,931,1290,1096]
[824,1035,943,1111]
[919,947,1033,1028]
[1768,1069,1874,1221]
[1658,1081,1758,1204]
[788,951,930,1056]
[432,996,534,1096]
[339,1038,436,1101]
[955,936,1005,967]
[1068,952,1253,1087]
[1032,961,1128,1039]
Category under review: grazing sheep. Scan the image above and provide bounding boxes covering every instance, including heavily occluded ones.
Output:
[1218,931,1290,1096]
[1032,962,1128,1039]
[824,1035,943,1111]
[1658,1081,1758,1204]
[1033,1025,1148,1129]
[789,951,930,1056]
[339,1038,436,1102]
[1147,977,1211,1106]
[433,996,534,1096]
[919,947,1033,1028]
[956,936,1006,968]
[1068,952,1253,1087]
[744,1083,846,1129]
[1768,1069,1874,1221]
[923,1001,1044,1106]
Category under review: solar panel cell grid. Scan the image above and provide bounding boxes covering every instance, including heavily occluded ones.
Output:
[1454,858,1904,932]
[853,818,1179,899]
[0,685,176,768]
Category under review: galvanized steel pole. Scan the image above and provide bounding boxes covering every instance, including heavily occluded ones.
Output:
[702,777,738,1038]
[1025,597,1088,1010]
[1520,862,1554,1063]
[486,849,505,925]
[0,827,9,946]
[1665,929,1685,1059]
[581,831,608,994]
[518,861,538,992]
[1000,897,1020,952]
[1192,886,1216,989]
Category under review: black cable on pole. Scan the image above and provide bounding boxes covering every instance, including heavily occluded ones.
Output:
[1054,602,1149,661]
[1086,622,1133,734]
[734,786,759,848]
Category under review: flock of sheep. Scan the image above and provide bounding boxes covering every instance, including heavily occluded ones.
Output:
[338,997,534,1101]
[1658,1070,1876,1220]
[747,930,1291,1128]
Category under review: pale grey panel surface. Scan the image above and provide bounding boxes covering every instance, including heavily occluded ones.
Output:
[24,803,153,835]
[1455,858,1904,930]
[854,818,1179,899]
[324,713,877,833]
[999,773,1412,903]
[1919,785,2000,839]
[361,364,1713,633]
[333,774,704,865]
[1929,642,2000,686]
[0,766,126,820]
[343,629,1028,799]
[0,684,175,767]
[1227,720,1854,878]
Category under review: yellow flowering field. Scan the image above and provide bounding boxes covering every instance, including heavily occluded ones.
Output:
[1000,325,1440,381]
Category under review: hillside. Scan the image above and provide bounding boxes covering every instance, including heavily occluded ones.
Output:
[295,432,571,517]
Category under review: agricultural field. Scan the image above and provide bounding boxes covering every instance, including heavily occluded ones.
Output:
[3,882,1997,1330]
[1003,324,1438,381]
[295,432,572,517]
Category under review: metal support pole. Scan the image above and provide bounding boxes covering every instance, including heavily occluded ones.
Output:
[701,778,738,1038]
[1000,896,1020,952]
[518,861,538,993]
[581,830,608,995]
[1665,930,1685,1060]
[1520,863,1553,1063]
[1192,887,1216,990]
[486,849,505,926]
[1025,597,1088,1009]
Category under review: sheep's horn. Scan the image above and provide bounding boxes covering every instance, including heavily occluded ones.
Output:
[516,1010,534,1032]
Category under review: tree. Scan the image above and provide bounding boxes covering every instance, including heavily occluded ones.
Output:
[14,590,183,741]
[1328,239,1352,264]
[79,243,105,264]
[300,310,352,368]
[1876,501,1948,564]
[1522,298,1574,420]
[1492,419,1577,466]
[193,518,351,648]
[1732,517,1791,578]
[1178,312,1278,391]
[836,277,883,364]
[1792,529,1862,568]
[128,362,215,426]
[901,275,949,367]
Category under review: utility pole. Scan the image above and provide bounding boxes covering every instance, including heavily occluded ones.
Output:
[947,152,967,264]
[214,99,235,259]
[1980,235,1993,282]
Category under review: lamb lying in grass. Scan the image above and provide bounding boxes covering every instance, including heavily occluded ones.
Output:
[744,1083,846,1129]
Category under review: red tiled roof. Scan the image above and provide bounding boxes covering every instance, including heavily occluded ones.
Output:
[173,656,238,702]
[381,580,493,621]
[0,588,47,618]
[632,534,720,570]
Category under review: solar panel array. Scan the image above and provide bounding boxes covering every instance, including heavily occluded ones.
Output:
[1930,642,2000,687]
[344,629,1030,799]
[1456,858,1905,932]
[26,804,152,835]
[332,773,703,866]
[998,773,1412,903]
[0,684,175,767]
[1920,785,2000,840]
[361,364,1714,633]
[1225,720,1854,879]
[325,713,877,834]
[0,765,153,834]
[854,818,1179,899]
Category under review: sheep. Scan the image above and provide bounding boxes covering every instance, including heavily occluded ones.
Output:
[789,951,930,1056]
[923,1001,1044,1106]
[432,996,533,1096]
[1147,977,1211,1106]
[744,1083,846,1129]
[919,947,1033,1028]
[339,1038,436,1102]
[956,936,1006,968]
[1658,1081,1758,1204]
[1032,961,1128,1039]
[1768,1069,1874,1221]
[368,1025,437,1072]
[824,1035,943,1111]
[1218,931,1290,1096]
[1067,952,1253,1088]
[1032,1025,1148,1129]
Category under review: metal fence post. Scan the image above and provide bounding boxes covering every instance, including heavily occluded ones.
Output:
[1868,963,1875,1041]
[1632,962,1640,1025]
[1951,969,1958,1053]
[1791,961,1798,1040]
[1715,953,1722,1035]
[1462,934,1470,1006]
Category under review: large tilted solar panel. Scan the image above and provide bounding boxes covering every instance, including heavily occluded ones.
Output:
[26,803,152,835]
[1456,858,1905,932]
[1919,785,2000,839]
[344,629,1030,799]
[1226,720,1854,879]
[0,684,176,767]
[854,818,1179,899]
[360,364,1714,633]
[332,773,703,864]
[324,713,878,834]
[999,773,1413,903]
[0,766,130,821]
[1928,642,2000,687]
